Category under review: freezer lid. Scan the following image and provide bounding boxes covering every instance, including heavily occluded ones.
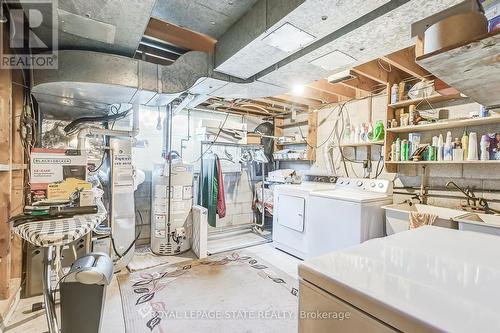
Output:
[310,189,392,203]
[299,227,500,333]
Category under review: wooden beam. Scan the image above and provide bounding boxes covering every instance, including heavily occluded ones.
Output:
[380,46,430,79]
[340,71,384,94]
[254,98,308,111]
[307,79,356,99]
[285,87,338,104]
[144,18,217,53]
[352,60,390,84]
[273,95,321,108]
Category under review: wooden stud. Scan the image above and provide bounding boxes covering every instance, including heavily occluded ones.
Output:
[274,118,284,152]
[306,110,318,161]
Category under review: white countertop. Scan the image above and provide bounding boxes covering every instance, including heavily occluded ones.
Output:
[299,226,500,333]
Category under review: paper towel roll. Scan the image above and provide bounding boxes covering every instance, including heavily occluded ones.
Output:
[467,132,478,161]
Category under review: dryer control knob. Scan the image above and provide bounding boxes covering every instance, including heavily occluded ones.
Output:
[370,182,376,188]
[378,183,384,188]
[357,181,363,187]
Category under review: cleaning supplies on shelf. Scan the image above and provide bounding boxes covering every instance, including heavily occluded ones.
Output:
[390,142,396,162]
[408,133,421,158]
[395,138,401,161]
[481,134,491,161]
[461,129,469,161]
[467,132,479,161]
[372,120,385,142]
[453,137,464,161]
[401,140,409,161]
[444,131,453,161]
[437,134,444,161]
[391,84,399,104]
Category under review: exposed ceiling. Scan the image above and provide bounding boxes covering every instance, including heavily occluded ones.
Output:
[25,0,464,117]
[151,0,260,39]
[28,0,156,56]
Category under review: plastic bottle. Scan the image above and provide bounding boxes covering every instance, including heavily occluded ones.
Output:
[481,134,490,161]
[461,129,469,161]
[444,131,453,161]
[391,84,399,104]
[395,138,401,161]
[437,134,444,161]
[401,139,409,161]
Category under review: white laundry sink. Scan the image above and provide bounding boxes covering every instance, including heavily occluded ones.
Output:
[383,203,462,235]
[454,212,500,236]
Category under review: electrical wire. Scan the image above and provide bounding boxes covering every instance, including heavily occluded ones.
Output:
[63,105,132,134]
[111,210,144,259]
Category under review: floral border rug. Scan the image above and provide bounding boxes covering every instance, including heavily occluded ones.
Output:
[118,251,298,333]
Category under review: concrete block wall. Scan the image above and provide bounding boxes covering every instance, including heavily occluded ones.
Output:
[209,169,255,232]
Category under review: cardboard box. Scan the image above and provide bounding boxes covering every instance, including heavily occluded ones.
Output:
[30,148,90,201]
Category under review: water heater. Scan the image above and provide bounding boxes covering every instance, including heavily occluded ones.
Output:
[151,161,193,255]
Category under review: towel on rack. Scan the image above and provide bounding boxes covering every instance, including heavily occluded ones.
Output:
[409,212,438,229]
[200,155,218,227]
[216,156,226,219]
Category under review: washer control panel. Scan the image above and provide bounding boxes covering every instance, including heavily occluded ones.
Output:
[336,178,392,194]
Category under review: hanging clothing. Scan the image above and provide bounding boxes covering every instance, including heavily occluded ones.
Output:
[216,156,226,218]
[200,154,218,227]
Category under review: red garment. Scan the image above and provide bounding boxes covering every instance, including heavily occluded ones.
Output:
[216,157,226,218]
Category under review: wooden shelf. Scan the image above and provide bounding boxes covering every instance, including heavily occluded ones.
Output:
[386,160,500,165]
[276,141,307,146]
[387,116,500,133]
[416,30,500,108]
[340,140,384,147]
[276,120,308,129]
[388,93,466,108]
[274,159,312,162]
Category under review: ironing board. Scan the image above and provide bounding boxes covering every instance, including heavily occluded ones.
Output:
[13,213,105,333]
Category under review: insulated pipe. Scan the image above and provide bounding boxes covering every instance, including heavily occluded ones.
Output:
[76,104,140,149]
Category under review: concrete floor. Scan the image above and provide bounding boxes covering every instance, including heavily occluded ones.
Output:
[4,243,300,333]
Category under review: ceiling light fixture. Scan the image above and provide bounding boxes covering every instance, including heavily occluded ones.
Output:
[292,84,304,95]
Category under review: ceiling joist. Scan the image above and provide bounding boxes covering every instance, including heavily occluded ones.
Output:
[340,70,385,94]
[144,18,217,53]
[380,46,430,80]
[308,79,356,99]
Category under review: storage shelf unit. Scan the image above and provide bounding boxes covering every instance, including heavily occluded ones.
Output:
[416,30,500,108]
[387,116,500,133]
[274,159,313,162]
[339,140,384,147]
[274,110,317,163]
[276,141,307,146]
[386,160,500,165]
[388,93,466,109]
[275,120,308,129]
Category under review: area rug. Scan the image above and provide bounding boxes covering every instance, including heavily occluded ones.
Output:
[127,246,196,272]
[118,251,298,333]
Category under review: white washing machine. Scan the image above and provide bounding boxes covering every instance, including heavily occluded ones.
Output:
[272,175,337,259]
[305,177,393,259]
